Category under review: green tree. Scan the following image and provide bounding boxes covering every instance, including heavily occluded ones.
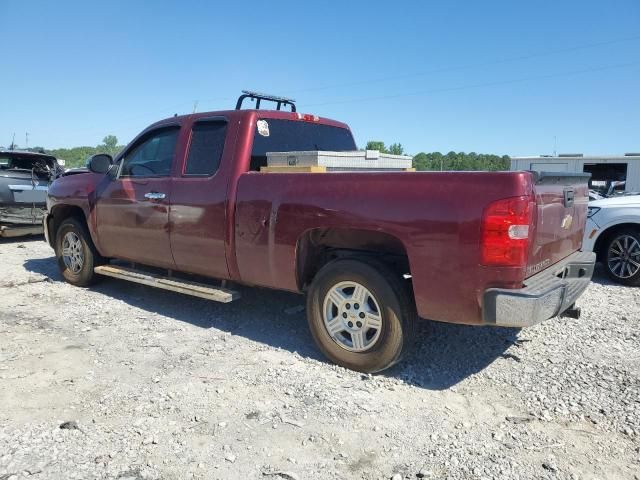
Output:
[387,143,404,155]
[99,135,120,156]
[411,151,510,171]
[45,135,126,168]
[412,152,429,170]
[365,141,388,153]
[365,141,407,155]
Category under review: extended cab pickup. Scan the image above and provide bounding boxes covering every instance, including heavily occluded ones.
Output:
[44,93,595,372]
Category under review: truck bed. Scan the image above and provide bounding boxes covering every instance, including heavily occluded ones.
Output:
[234,169,587,325]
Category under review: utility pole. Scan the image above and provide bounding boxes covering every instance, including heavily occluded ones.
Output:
[192,100,198,113]
[11,132,16,150]
[25,132,29,149]
[553,136,557,157]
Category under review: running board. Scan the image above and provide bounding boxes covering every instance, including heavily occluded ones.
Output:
[93,265,240,303]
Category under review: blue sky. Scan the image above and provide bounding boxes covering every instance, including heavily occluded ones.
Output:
[2,0,639,156]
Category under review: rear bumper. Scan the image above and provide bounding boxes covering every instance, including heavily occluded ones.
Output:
[482,251,596,328]
[0,204,46,225]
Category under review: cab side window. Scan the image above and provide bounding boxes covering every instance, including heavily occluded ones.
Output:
[184,121,227,176]
[120,127,179,177]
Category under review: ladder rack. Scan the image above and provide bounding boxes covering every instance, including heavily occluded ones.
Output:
[235,90,296,112]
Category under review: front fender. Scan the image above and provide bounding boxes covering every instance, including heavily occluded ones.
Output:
[46,172,104,250]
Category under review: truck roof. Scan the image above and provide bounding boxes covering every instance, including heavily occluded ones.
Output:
[143,91,351,137]
[147,109,351,132]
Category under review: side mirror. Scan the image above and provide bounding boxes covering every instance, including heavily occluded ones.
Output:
[88,154,113,174]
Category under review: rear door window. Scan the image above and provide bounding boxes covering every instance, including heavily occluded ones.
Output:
[250,119,356,171]
[184,121,227,176]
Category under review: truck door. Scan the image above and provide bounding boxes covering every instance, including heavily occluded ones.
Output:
[95,126,179,268]
[169,117,232,279]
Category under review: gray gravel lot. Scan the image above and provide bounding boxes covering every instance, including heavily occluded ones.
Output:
[1,238,639,480]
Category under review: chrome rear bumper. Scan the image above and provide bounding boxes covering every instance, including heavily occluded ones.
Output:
[482,251,596,327]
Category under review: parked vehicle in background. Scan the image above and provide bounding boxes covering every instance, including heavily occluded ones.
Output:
[0,150,63,237]
[588,185,639,202]
[582,195,640,286]
[589,190,605,201]
[44,92,595,372]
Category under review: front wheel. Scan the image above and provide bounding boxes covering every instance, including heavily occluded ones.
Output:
[306,258,416,373]
[55,218,103,287]
[604,228,640,286]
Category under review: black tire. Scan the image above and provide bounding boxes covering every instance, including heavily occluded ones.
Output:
[55,218,103,287]
[306,258,416,373]
[603,227,640,286]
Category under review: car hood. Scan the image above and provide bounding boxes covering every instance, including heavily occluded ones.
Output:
[589,195,640,208]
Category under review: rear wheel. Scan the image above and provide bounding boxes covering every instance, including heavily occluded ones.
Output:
[55,218,103,287]
[306,258,416,373]
[603,228,640,286]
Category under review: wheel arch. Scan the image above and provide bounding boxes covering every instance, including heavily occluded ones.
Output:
[295,227,412,291]
[593,221,640,261]
[48,205,90,247]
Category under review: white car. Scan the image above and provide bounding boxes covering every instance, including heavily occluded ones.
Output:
[588,190,605,201]
[582,195,640,285]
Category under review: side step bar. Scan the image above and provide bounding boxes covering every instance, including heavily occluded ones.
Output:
[94,265,240,303]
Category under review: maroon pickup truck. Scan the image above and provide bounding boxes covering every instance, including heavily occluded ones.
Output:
[45,92,595,372]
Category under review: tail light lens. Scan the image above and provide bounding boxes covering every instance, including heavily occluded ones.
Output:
[481,195,534,266]
[294,113,319,122]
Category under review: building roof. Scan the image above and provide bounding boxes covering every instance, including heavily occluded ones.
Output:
[513,154,640,160]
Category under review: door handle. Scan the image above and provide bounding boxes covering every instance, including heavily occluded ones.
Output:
[144,192,166,200]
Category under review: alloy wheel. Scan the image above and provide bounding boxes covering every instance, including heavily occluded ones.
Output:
[607,234,640,279]
[322,281,383,352]
[62,231,84,274]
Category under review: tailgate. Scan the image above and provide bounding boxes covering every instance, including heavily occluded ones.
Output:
[526,172,590,278]
[8,183,49,203]
[0,175,49,205]
[0,175,49,225]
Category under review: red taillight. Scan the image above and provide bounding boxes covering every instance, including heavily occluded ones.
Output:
[481,196,534,267]
[295,112,319,122]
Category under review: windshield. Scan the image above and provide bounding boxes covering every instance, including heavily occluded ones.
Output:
[250,119,356,171]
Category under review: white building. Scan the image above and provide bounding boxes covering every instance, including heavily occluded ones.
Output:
[511,153,640,194]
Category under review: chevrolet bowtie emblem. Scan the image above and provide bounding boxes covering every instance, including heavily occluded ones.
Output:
[561,214,573,230]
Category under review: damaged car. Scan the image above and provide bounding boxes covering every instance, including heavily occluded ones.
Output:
[0,150,63,237]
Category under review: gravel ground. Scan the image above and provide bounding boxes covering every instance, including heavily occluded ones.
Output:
[1,237,639,480]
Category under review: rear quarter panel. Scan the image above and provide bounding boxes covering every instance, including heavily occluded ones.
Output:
[234,171,535,325]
